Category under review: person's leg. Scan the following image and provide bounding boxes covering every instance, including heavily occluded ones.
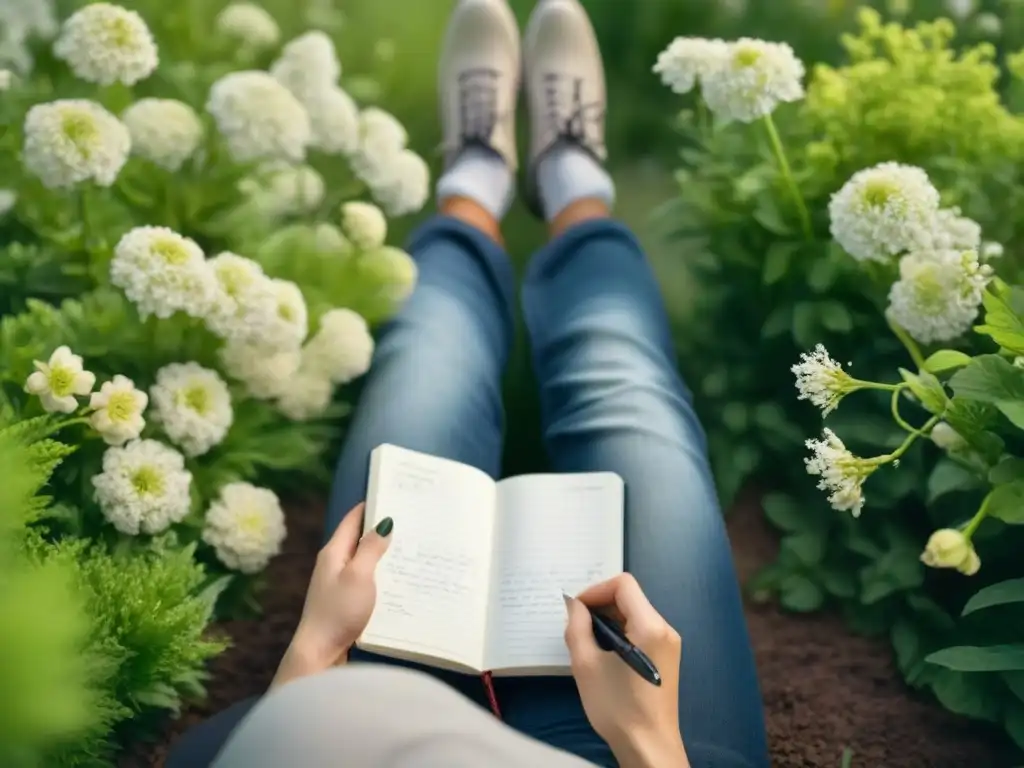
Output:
[497,3,769,767]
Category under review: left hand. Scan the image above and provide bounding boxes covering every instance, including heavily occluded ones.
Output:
[271,503,393,689]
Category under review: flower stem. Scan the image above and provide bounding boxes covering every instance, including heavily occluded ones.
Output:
[49,415,91,434]
[887,316,928,371]
[762,113,812,240]
[963,493,992,539]
[885,415,941,462]
[79,188,92,251]
[889,386,917,433]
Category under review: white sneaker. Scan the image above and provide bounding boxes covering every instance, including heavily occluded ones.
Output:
[522,0,608,216]
[438,0,521,172]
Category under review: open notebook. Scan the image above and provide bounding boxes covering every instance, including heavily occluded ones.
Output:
[356,443,625,677]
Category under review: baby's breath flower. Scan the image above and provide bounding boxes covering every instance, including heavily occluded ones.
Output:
[110,226,219,320]
[930,421,967,451]
[243,163,325,218]
[792,344,865,416]
[53,3,157,86]
[215,3,280,49]
[122,98,203,171]
[202,482,287,573]
[805,428,878,517]
[150,363,234,458]
[305,86,360,155]
[219,339,301,399]
[0,189,16,216]
[829,162,941,263]
[700,38,805,122]
[340,201,387,250]
[302,308,375,385]
[276,369,334,421]
[361,246,418,307]
[206,70,311,163]
[887,248,992,343]
[23,99,131,188]
[653,36,728,94]
[913,207,982,252]
[270,30,341,101]
[921,528,980,575]
[370,149,431,217]
[24,345,95,414]
[92,439,192,535]
[89,374,148,446]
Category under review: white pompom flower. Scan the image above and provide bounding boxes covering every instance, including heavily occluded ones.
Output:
[340,201,387,250]
[700,38,805,123]
[887,249,993,344]
[242,163,325,218]
[204,252,278,342]
[202,482,287,573]
[828,162,941,264]
[24,345,95,414]
[122,98,203,171]
[150,362,234,458]
[92,439,193,536]
[23,99,131,188]
[653,36,728,94]
[53,3,158,86]
[270,30,341,101]
[351,107,409,187]
[305,86,360,155]
[302,308,375,385]
[206,70,311,164]
[88,374,148,446]
[219,339,301,400]
[912,207,982,252]
[110,226,219,320]
[264,278,310,350]
[369,149,431,217]
[215,3,280,49]
[805,428,879,517]
[276,369,335,421]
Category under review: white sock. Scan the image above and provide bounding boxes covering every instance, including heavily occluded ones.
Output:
[436,145,515,221]
[537,143,616,221]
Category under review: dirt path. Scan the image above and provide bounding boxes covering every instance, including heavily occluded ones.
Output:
[124,496,1014,767]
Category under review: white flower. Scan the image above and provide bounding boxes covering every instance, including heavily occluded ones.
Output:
[23,345,95,414]
[921,528,979,575]
[92,439,193,536]
[110,226,219,320]
[302,308,374,385]
[974,12,1002,38]
[370,149,431,217]
[828,163,941,263]
[0,68,16,90]
[305,86,360,155]
[792,344,864,416]
[121,98,203,171]
[930,422,967,451]
[340,201,387,250]
[351,107,409,186]
[202,482,287,573]
[206,70,311,163]
[276,370,334,421]
[0,189,16,216]
[219,339,301,399]
[23,99,131,188]
[982,241,1004,260]
[312,222,352,255]
[265,278,310,350]
[0,0,59,41]
[700,38,805,123]
[150,363,234,458]
[805,428,878,517]
[270,30,341,101]
[243,163,325,218]
[913,207,982,252]
[89,374,148,446]
[360,246,418,307]
[53,3,157,86]
[887,248,992,344]
[204,252,279,342]
[653,36,728,94]
[945,0,977,20]
[215,3,280,49]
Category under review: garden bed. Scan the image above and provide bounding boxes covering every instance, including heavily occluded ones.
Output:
[123,494,1014,768]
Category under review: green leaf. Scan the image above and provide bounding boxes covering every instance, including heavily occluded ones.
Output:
[924,350,973,374]
[962,578,1024,616]
[926,644,1024,672]
[927,459,982,503]
[818,301,853,333]
[779,574,825,612]
[754,196,793,236]
[761,305,792,339]
[899,369,950,415]
[974,283,1024,355]
[989,457,1024,485]
[762,242,799,285]
[986,480,1024,524]
[997,400,1024,430]
[1002,699,1024,751]
[928,668,1003,722]
[807,256,841,294]
[761,493,809,532]
[780,530,827,567]
[891,618,924,679]
[822,566,858,599]
[791,301,818,348]
[950,354,1024,404]
[1003,670,1024,701]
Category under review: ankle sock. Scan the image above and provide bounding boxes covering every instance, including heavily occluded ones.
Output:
[536,143,616,221]
[436,145,515,221]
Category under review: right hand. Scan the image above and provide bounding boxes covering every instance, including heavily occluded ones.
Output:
[564,574,687,765]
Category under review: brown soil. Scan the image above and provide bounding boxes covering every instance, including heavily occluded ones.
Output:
[123,495,1015,768]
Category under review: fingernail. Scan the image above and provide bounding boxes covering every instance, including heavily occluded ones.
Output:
[374,517,394,536]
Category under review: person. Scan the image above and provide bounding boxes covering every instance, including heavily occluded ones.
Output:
[166,0,769,766]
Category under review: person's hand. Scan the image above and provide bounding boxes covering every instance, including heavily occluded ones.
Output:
[270,503,393,689]
[564,574,689,768]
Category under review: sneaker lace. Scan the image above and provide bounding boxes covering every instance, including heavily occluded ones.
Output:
[453,66,506,148]
[543,72,605,153]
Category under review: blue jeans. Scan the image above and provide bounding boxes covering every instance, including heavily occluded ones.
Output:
[167,216,768,768]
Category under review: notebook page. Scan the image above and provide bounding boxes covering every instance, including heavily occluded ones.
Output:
[359,444,497,671]
[483,473,624,671]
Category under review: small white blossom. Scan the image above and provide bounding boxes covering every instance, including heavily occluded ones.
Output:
[302,308,375,385]
[89,374,148,446]
[204,252,279,343]
[92,439,193,536]
[805,428,878,517]
[982,241,1004,260]
[913,207,982,252]
[792,344,863,416]
[887,248,993,344]
[369,149,431,217]
[215,3,280,49]
[276,369,334,421]
[0,0,59,41]
[360,246,418,306]
[700,38,805,122]
[110,226,219,320]
[23,99,131,188]
[930,422,967,451]
[122,98,203,171]
[53,3,157,86]
[265,278,310,350]
[974,12,1002,38]
[150,363,234,458]
[270,30,341,101]
[945,0,977,20]
[653,36,728,94]
[242,163,325,218]
[0,189,16,216]
[305,86,360,155]
[921,528,979,575]
[207,70,311,164]
[219,339,301,399]
[202,482,287,573]
[829,162,941,263]
[341,201,387,250]
[24,345,95,414]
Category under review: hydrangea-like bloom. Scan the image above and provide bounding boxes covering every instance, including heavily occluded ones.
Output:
[202,482,287,573]
[150,362,234,458]
[700,38,805,122]
[215,3,280,49]
[23,99,131,188]
[653,36,728,94]
[122,98,203,171]
[302,308,375,385]
[53,3,158,86]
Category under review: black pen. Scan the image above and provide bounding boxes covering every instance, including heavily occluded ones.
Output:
[562,592,662,687]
